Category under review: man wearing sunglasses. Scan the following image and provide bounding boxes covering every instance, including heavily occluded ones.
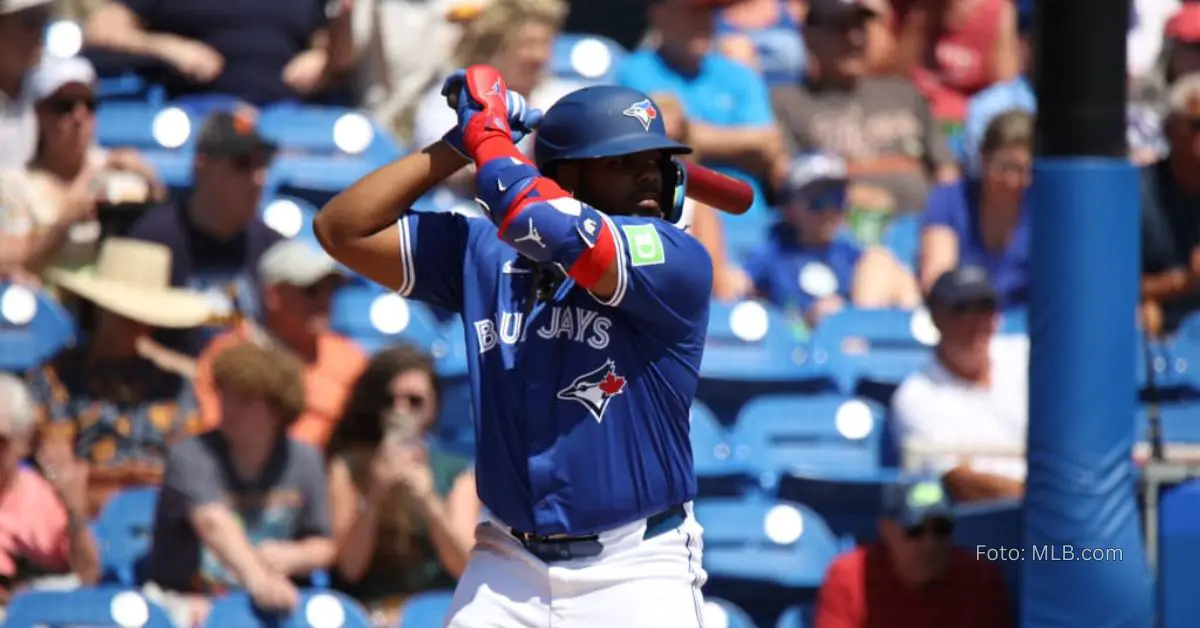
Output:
[771,0,958,215]
[193,239,367,450]
[0,0,53,169]
[892,266,1028,503]
[127,109,283,356]
[814,479,1011,628]
[738,152,920,328]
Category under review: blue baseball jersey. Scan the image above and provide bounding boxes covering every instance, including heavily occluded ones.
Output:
[395,209,712,535]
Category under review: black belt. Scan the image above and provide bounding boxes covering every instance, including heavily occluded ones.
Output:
[510,504,687,563]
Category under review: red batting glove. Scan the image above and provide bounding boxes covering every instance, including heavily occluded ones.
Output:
[458,65,514,157]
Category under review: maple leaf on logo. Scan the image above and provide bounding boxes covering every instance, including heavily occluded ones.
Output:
[599,372,626,395]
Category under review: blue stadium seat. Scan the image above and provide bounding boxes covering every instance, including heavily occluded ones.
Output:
[96,102,197,150]
[140,148,195,191]
[720,207,774,264]
[5,587,175,628]
[0,283,75,372]
[1160,480,1200,628]
[259,195,320,244]
[1139,332,1190,394]
[694,496,842,588]
[775,605,810,628]
[775,469,905,542]
[703,597,757,628]
[266,155,381,209]
[400,590,454,628]
[1137,402,1200,443]
[731,394,884,479]
[204,590,371,628]
[330,284,445,356]
[701,299,830,384]
[999,308,1028,335]
[551,34,626,83]
[880,214,919,269]
[810,308,934,399]
[691,401,753,496]
[257,105,404,160]
[94,487,159,586]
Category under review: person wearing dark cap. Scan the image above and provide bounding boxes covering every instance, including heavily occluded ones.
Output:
[891,266,1028,503]
[739,152,920,327]
[814,478,1011,628]
[771,0,958,217]
[618,0,788,188]
[125,108,283,356]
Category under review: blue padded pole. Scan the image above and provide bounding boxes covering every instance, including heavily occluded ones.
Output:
[1024,0,1153,624]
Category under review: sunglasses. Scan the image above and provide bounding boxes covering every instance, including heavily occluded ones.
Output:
[392,392,429,411]
[905,517,954,540]
[44,96,98,116]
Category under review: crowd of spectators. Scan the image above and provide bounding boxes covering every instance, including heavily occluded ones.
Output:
[0,0,1195,625]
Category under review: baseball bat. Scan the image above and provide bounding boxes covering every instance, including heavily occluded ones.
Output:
[445,89,756,216]
[681,161,754,216]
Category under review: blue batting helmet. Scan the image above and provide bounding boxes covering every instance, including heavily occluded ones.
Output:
[534,86,693,226]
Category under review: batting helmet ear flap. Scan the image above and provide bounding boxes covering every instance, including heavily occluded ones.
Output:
[663,156,687,227]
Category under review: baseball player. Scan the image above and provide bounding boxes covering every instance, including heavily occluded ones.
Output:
[314,65,712,627]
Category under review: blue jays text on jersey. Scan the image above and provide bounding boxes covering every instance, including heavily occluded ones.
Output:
[393,206,713,537]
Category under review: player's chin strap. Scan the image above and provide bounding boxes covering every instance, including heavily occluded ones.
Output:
[666,157,686,227]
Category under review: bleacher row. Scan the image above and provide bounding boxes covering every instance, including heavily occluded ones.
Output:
[6,24,1200,628]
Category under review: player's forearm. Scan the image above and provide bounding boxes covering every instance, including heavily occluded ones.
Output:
[315,141,468,247]
[469,135,616,291]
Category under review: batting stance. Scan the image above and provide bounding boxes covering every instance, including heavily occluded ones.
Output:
[314,65,712,627]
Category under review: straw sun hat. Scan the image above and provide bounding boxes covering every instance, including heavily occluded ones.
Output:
[46,238,214,329]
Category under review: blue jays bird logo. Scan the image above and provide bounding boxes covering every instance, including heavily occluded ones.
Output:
[557,359,628,423]
[622,99,658,132]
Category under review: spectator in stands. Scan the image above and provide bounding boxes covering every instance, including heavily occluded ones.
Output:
[144,342,334,624]
[962,5,1034,175]
[411,0,572,198]
[0,56,163,281]
[126,109,282,356]
[740,153,921,326]
[0,375,100,599]
[713,0,807,85]
[325,345,478,624]
[891,267,1027,503]
[892,0,1022,123]
[619,0,788,186]
[774,0,957,223]
[815,478,1011,628]
[194,240,366,449]
[0,0,53,169]
[919,110,1030,306]
[1141,73,1200,336]
[24,237,211,516]
[82,0,355,108]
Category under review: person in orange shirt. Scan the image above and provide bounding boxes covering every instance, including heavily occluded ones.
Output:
[194,239,367,448]
[815,478,1012,628]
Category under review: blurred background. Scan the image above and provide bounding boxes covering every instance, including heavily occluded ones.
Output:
[0,0,1196,625]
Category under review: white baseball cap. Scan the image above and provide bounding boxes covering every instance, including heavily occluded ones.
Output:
[29,56,96,102]
[0,0,55,15]
[258,240,342,288]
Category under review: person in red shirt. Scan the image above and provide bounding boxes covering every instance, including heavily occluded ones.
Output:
[814,479,1012,628]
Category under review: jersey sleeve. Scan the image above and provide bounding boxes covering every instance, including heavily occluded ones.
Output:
[396,210,474,313]
[590,214,713,340]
